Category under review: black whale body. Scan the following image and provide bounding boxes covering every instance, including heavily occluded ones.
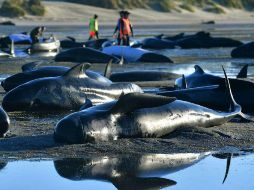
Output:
[109,70,180,82]
[158,81,254,113]
[141,38,175,49]
[2,63,142,112]
[175,65,248,89]
[1,63,111,92]
[231,41,254,58]
[0,106,10,137]
[55,47,120,63]
[54,82,242,144]
[60,38,108,49]
[175,31,243,49]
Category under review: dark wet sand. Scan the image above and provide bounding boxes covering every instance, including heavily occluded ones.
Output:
[0,58,254,160]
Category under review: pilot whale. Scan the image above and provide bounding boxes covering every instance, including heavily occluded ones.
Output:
[54,153,209,190]
[2,63,142,112]
[54,69,245,144]
[54,47,121,64]
[0,106,10,137]
[1,61,112,92]
[175,64,248,89]
[102,46,173,63]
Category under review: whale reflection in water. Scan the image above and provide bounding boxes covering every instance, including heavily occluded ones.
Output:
[54,152,210,190]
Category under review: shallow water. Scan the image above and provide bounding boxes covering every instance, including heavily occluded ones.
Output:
[0,152,253,190]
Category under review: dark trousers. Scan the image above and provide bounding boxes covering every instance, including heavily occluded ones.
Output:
[122,35,130,46]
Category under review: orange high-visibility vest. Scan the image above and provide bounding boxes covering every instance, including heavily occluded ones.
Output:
[120,18,131,37]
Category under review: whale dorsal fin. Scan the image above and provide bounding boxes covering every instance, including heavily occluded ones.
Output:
[112,176,176,190]
[109,93,176,114]
[194,65,205,74]
[237,64,248,78]
[182,74,188,89]
[63,63,90,78]
[67,36,76,42]
[104,59,112,78]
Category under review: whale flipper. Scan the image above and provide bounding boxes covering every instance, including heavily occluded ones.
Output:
[194,65,205,74]
[110,93,176,114]
[237,64,248,78]
[63,63,91,78]
[112,176,176,190]
[104,60,112,78]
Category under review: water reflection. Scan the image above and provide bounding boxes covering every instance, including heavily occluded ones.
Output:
[0,161,7,171]
[54,153,209,190]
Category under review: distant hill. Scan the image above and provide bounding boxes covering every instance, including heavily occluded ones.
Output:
[49,0,254,13]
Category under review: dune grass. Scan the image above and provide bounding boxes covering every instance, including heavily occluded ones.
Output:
[0,0,45,17]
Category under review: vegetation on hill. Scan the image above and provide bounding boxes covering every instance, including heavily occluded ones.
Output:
[63,0,254,13]
[0,0,45,17]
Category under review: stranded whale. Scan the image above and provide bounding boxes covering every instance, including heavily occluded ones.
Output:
[2,63,142,112]
[54,70,245,144]
[1,61,112,92]
[102,46,173,63]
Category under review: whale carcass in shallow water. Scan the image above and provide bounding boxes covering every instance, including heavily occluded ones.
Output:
[54,47,121,63]
[54,71,245,144]
[1,61,112,92]
[2,63,142,112]
[102,46,173,63]
[175,64,248,89]
[54,152,209,190]
[0,106,10,137]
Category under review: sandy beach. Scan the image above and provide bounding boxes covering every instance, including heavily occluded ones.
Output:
[1,1,254,26]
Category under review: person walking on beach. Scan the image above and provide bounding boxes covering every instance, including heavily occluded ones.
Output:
[89,14,99,40]
[30,26,46,44]
[113,11,125,45]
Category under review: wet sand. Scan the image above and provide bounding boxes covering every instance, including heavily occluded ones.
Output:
[0,59,254,161]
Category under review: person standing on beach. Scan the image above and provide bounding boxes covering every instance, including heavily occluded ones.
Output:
[113,11,125,45]
[120,11,133,46]
[89,14,99,40]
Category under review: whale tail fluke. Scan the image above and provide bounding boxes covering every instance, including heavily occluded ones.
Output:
[104,59,112,78]
[237,64,248,78]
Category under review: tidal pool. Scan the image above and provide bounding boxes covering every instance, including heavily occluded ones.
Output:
[0,152,253,190]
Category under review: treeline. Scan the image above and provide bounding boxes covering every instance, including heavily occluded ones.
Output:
[0,0,45,17]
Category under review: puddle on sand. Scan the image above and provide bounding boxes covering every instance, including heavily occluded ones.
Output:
[0,152,253,190]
